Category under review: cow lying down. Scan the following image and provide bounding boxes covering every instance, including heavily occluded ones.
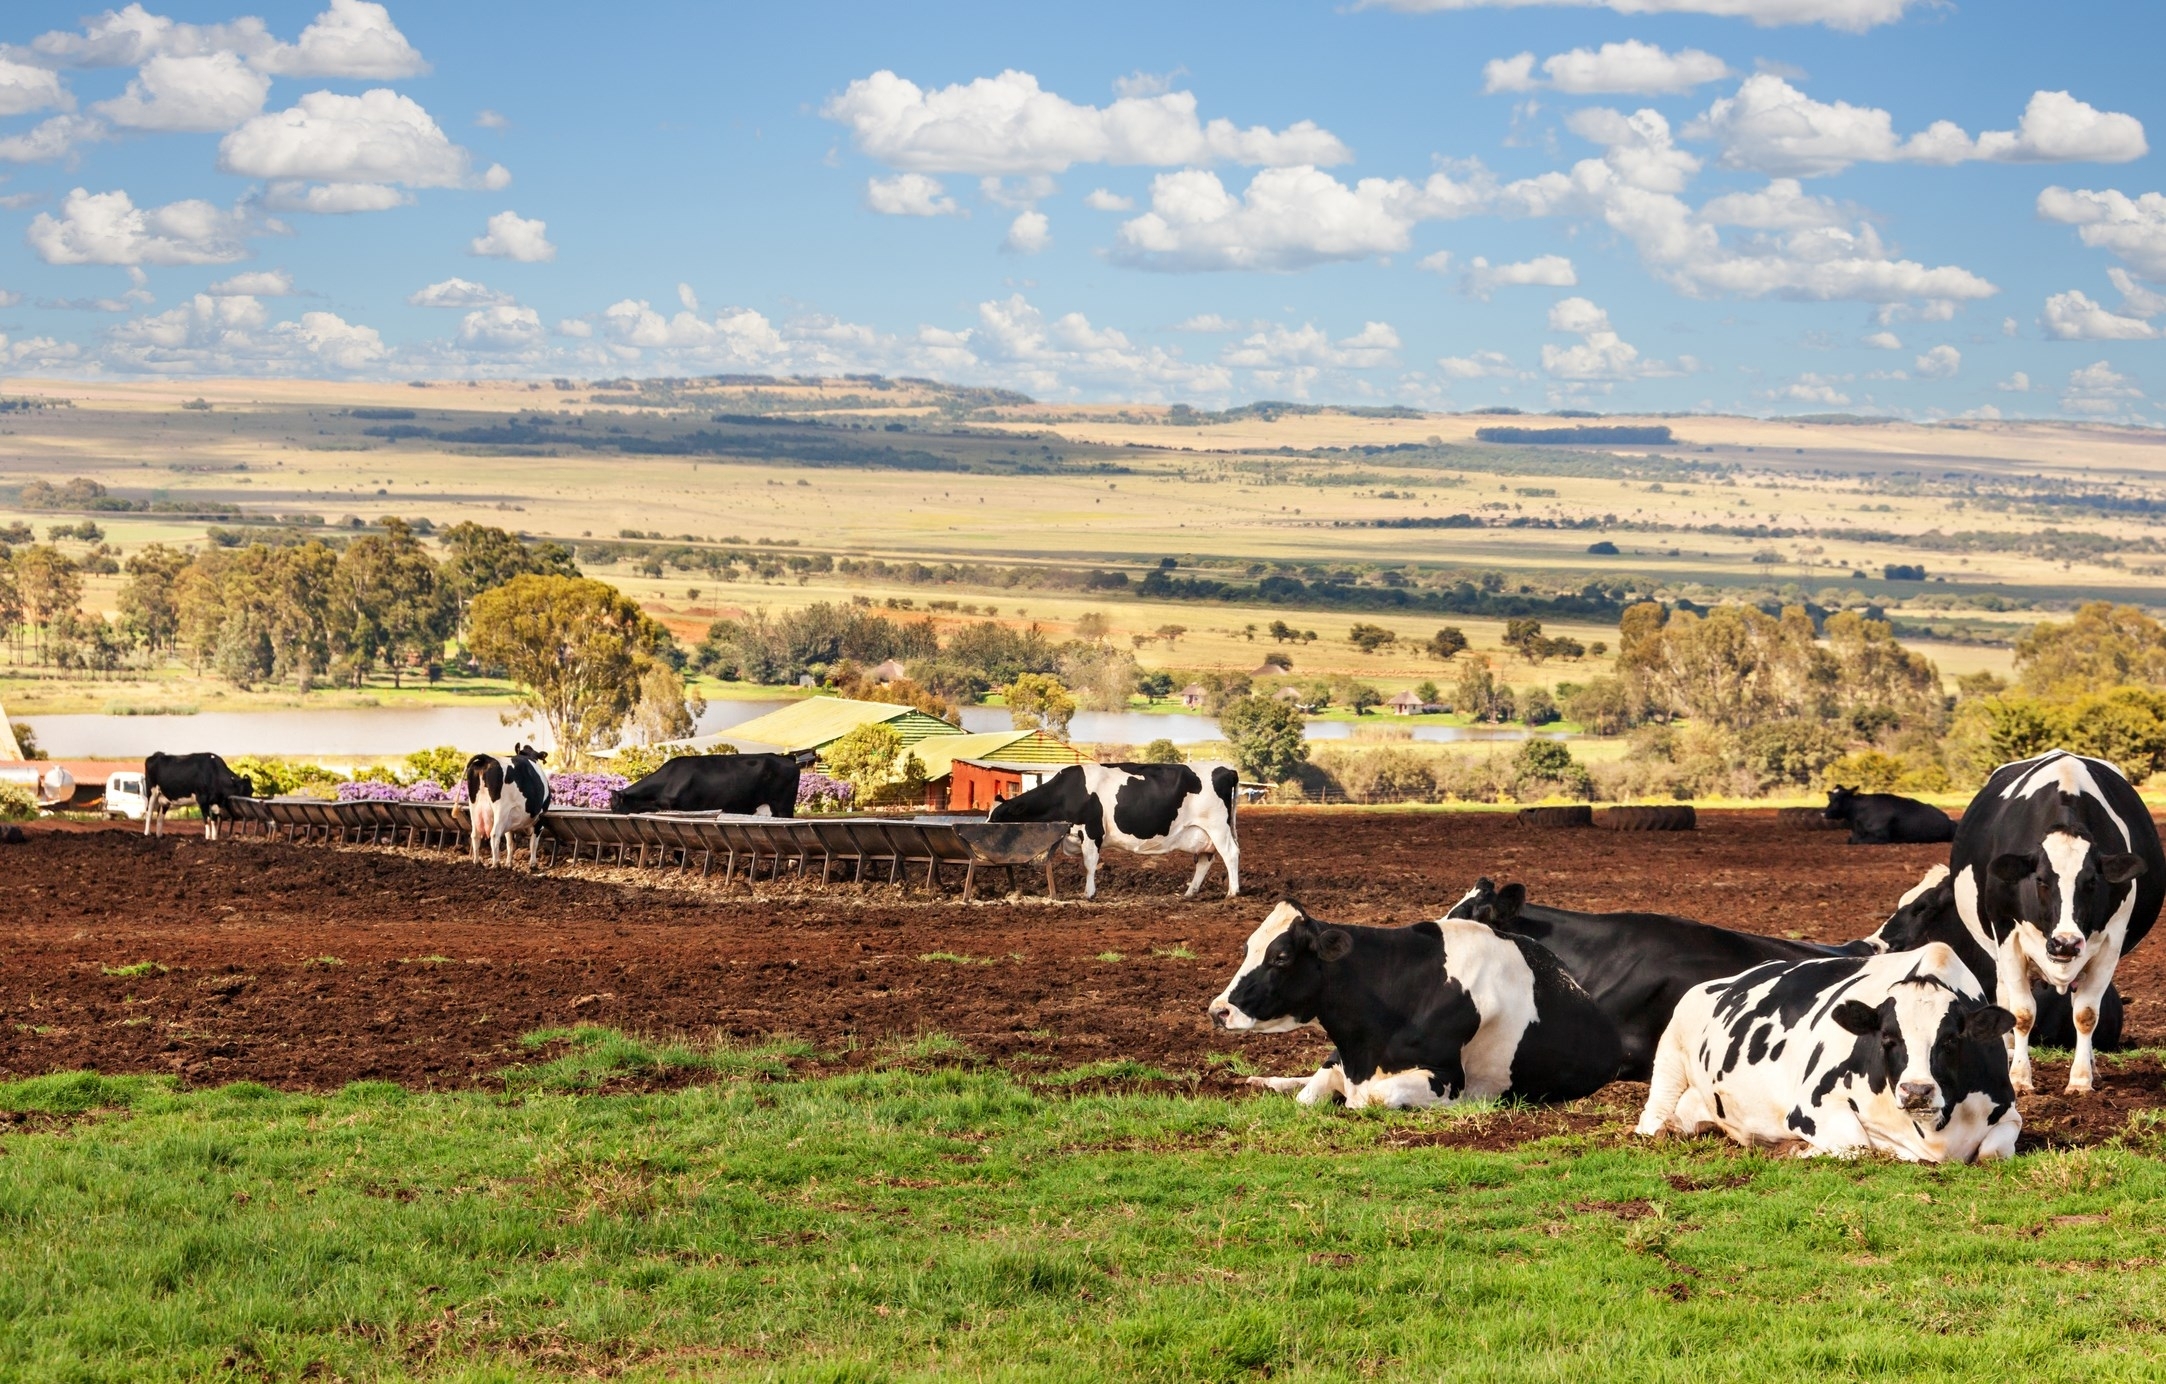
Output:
[1207,901,1621,1109]
[1636,943,2020,1163]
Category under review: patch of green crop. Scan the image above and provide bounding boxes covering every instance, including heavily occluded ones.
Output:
[98,961,166,978]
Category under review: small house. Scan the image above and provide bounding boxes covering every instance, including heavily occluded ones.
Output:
[1180,683,1208,710]
[698,695,965,759]
[1386,689,1429,715]
[869,658,908,684]
[906,729,1089,811]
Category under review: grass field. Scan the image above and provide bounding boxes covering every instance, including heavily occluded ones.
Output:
[9,1043,2166,1382]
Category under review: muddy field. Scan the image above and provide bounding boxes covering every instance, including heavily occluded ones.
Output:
[4,809,2164,1144]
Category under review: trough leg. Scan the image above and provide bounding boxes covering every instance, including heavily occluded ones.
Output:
[963,862,976,903]
[1045,857,1057,900]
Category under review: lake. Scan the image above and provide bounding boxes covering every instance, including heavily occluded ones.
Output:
[23,701,1559,759]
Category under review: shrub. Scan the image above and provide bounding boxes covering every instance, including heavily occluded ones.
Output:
[0,784,37,820]
[1219,694,1307,784]
[1140,738,1184,764]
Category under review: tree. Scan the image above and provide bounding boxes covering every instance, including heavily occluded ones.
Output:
[1219,694,1308,783]
[438,521,580,625]
[628,661,707,745]
[1155,624,1188,648]
[1006,671,1078,739]
[117,543,189,656]
[14,545,81,664]
[1137,671,1175,702]
[2014,602,2166,698]
[1072,611,1112,644]
[1268,619,1297,644]
[1504,618,1546,659]
[1348,623,1397,655]
[1426,627,1467,660]
[1140,738,1184,764]
[468,575,670,767]
[1347,683,1383,715]
[1455,658,1515,724]
[823,721,922,802]
[1241,623,1258,642]
[331,519,453,686]
[1416,680,1441,705]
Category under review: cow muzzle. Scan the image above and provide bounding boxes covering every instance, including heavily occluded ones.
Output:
[1207,999,1242,1030]
[2045,931,2086,963]
[1897,1080,1938,1113]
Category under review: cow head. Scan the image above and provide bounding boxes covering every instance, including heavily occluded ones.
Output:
[1207,900,1350,1032]
[1831,964,2015,1127]
[1824,785,1859,821]
[1868,864,1953,953]
[1989,828,2146,965]
[986,766,1076,824]
[607,788,627,813]
[222,768,255,800]
[514,744,548,763]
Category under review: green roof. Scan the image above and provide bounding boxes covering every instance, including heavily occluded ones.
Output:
[908,729,1083,781]
[717,697,965,755]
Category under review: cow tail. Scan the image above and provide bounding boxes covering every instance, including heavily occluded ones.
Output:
[1212,766,1239,820]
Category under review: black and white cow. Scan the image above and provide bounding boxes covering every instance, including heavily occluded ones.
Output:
[1823,786,1956,845]
[1636,944,2020,1162]
[1866,864,2125,1052]
[1206,901,1621,1108]
[466,744,552,869]
[142,751,254,841]
[987,761,1239,899]
[609,752,800,817]
[1949,749,2165,1094]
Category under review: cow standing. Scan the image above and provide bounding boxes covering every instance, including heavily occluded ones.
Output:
[1207,901,1621,1108]
[1636,944,2020,1163]
[467,745,552,869]
[142,752,254,841]
[988,761,1239,899]
[1950,750,2164,1094]
[609,753,800,816]
[1823,786,1956,844]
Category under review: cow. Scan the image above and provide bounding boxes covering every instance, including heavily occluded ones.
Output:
[1866,864,2124,1052]
[609,752,800,817]
[1949,749,2165,1095]
[1635,944,2020,1163]
[142,751,254,841]
[1206,901,1621,1108]
[466,744,552,869]
[987,761,1239,899]
[1823,786,1956,844]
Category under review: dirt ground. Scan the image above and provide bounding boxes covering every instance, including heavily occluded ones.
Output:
[4,809,2163,1145]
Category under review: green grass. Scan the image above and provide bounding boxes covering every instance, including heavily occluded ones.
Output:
[915,951,993,966]
[96,961,167,978]
[5,1050,2166,1380]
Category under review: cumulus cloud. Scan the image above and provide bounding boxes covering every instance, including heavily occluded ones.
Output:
[1112,165,1431,271]
[1696,177,1847,229]
[26,186,250,265]
[1862,330,1902,349]
[1436,349,1523,379]
[1002,209,1051,253]
[865,173,961,217]
[219,89,508,201]
[0,56,72,117]
[94,51,269,131]
[1084,187,1134,211]
[1484,42,1731,96]
[1172,313,1243,332]
[1356,0,1924,31]
[959,293,1233,397]
[457,304,545,352]
[1997,371,2030,392]
[35,1,425,79]
[0,115,106,163]
[1768,372,1851,405]
[2040,289,2157,341]
[263,180,409,213]
[2038,186,2166,282]
[207,268,292,296]
[257,0,428,79]
[1453,253,1578,298]
[475,108,509,131]
[1222,320,1401,370]
[469,210,554,262]
[1689,77,2146,177]
[408,277,512,309]
[1540,296,1684,379]
[979,173,1056,208]
[2061,360,2145,418]
[105,292,385,373]
[1913,344,1960,378]
[822,68,1349,175]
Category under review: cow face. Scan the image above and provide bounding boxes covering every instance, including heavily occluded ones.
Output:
[515,744,548,764]
[1832,981,2015,1126]
[608,788,626,813]
[1990,829,2147,964]
[1825,786,1858,821]
[223,769,255,800]
[1207,901,1350,1032]
[1871,865,1953,952]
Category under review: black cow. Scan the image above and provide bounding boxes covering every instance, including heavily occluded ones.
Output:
[1949,749,2165,1094]
[466,744,551,869]
[610,753,800,817]
[988,761,1239,899]
[1207,901,1621,1107]
[1824,786,1956,844]
[142,751,254,841]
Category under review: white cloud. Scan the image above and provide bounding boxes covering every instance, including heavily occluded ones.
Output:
[1913,344,1960,378]
[555,318,591,338]
[26,186,250,265]
[1356,0,1924,31]
[1084,188,1134,211]
[207,268,292,296]
[2038,186,2166,282]
[1454,253,1578,298]
[32,5,276,68]
[0,115,106,163]
[1222,320,1401,370]
[1113,165,1429,271]
[1696,177,1846,229]
[1689,77,2146,177]
[95,51,268,132]
[1769,372,1851,405]
[979,173,1056,208]
[1484,41,1731,96]
[1172,313,1242,332]
[677,282,700,312]
[822,68,1349,175]
[2003,316,2019,336]
[962,293,1233,397]
[475,108,509,131]
[1002,209,1051,253]
[597,299,787,362]
[2110,267,2166,318]
[408,277,511,309]
[264,180,408,213]
[1996,371,2030,393]
[457,304,544,352]
[1436,349,1522,379]
[257,0,428,79]
[865,173,961,217]
[1540,296,1683,379]
[105,292,384,373]
[2040,289,2157,341]
[2061,360,2145,418]
[1862,330,1902,349]
[219,89,508,194]
[469,210,554,262]
[0,56,72,117]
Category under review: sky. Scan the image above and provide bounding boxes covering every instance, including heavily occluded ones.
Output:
[0,0,2158,420]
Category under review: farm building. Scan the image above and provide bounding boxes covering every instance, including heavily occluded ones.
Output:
[1386,689,1430,715]
[868,659,908,683]
[703,696,964,758]
[908,730,1086,811]
[1179,683,1208,709]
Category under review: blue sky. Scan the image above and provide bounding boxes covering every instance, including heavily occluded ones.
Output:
[0,0,2158,419]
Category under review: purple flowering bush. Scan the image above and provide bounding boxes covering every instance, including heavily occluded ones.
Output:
[336,780,456,804]
[547,773,630,811]
[797,771,854,813]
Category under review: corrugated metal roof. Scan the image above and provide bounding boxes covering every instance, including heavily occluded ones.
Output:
[910,728,1084,780]
[718,697,965,754]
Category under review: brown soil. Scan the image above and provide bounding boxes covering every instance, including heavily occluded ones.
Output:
[5,809,2165,1147]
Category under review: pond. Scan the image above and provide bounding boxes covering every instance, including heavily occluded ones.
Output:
[23,701,1563,759]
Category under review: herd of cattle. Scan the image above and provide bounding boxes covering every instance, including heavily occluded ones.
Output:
[1212,750,2163,1163]
[135,741,2157,1162]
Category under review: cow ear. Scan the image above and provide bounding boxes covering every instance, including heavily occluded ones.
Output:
[1966,1005,2017,1041]
[1314,928,1353,963]
[2100,853,2148,885]
[1989,852,2036,883]
[1832,1000,1882,1036]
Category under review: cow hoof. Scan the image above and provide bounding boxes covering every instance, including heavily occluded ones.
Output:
[2065,1075,2094,1095]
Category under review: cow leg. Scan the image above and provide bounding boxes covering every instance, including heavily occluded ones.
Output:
[1247,1065,1346,1105]
[1635,1021,1693,1137]
[1184,851,1214,897]
[2065,945,2121,1094]
[1997,932,2038,1094]
[1080,837,1101,900]
[527,828,542,872]
[1219,830,1240,897]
